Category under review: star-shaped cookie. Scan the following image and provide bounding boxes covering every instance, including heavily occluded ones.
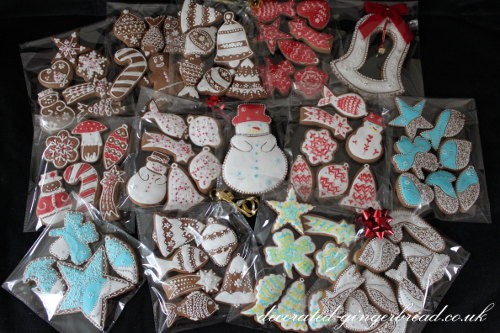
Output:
[56,247,134,330]
[389,98,433,139]
[256,19,291,54]
[51,30,91,66]
[266,187,315,235]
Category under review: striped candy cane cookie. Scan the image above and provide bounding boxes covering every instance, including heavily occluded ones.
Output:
[63,162,100,211]
[110,48,147,101]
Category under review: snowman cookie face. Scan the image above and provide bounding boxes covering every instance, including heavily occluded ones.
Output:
[236,121,270,136]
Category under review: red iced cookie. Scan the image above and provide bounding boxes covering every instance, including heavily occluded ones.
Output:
[278,40,319,66]
[297,0,331,30]
[251,0,296,23]
[294,66,328,99]
[256,19,292,55]
[289,18,333,54]
[258,59,295,96]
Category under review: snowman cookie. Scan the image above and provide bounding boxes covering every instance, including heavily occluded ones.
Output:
[222,104,287,195]
[346,113,384,163]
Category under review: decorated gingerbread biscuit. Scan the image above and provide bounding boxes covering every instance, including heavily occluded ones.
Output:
[63,162,100,211]
[299,106,352,140]
[316,163,349,199]
[184,26,217,57]
[100,166,125,221]
[438,139,472,171]
[420,109,466,150]
[255,19,291,55]
[342,289,382,332]
[354,237,400,273]
[141,16,165,54]
[340,164,381,212]
[105,235,139,284]
[178,56,204,99]
[396,172,435,208]
[318,86,367,119]
[290,154,314,202]
[38,60,73,90]
[103,124,129,169]
[296,0,331,30]
[288,18,334,54]
[314,242,350,283]
[294,66,329,99]
[142,100,187,139]
[23,257,65,295]
[456,166,480,212]
[241,273,286,324]
[301,129,338,166]
[385,262,425,315]
[346,113,384,163]
[113,10,146,47]
[392,136,438,179]
[389,98,433,140]
[147,54,184,95]
[363,270,399,316]
[302,215,357,246]
[38,89,76,133]
[273,279,308,332]
[258,58,295,96]
[51,30,90,67]
[307,290,337,331]
[36,171,72,226]
[264,228,316,278]
[141,132,195,164]
[214,12,253,68]
[71,120,107,163]
[226,59,268,100]
[76,50,109,82]
[162,291,219,327]
[156,244,209,277]
[162,269,221,300]
[43,129,80,169]
[179,0,222,33]
[188,147,221,193]
[278,40,319,66]
[200,217,237,267]
[153,214,206,257]
[187,115,222,148]
[163,16,185,54]
[215,254,255,306]
[110,48,147,101]
[251,0,295,23]
[425,170,459,215]
[197,67,235,96]
[163,163,204,212]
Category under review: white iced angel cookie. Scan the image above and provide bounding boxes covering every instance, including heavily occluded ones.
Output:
[272,279,308,332]
[222,104,287,195]
[363,270,399,315]
[215,254,255,306]
[188,147,221,193]
[163,163,205,212]
[127,152,169,207]
[385,262,425,315]
[301,129,338,166]
[200,217,238,267]
[400,242,450,289]
[153,213,206,257]
[340,164,381,212]
[162,269,221,300]
[241,273,286,324]
[388,210,446,252]
[354,238,400,273]
[187,115,222,148]
[342,289,382,332]
[142,100,188,139]
[346,113,385,163]
[316,163,349,199]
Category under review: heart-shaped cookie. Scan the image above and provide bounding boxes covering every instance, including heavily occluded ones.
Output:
[297,0,331,30]
[38,60,74,89]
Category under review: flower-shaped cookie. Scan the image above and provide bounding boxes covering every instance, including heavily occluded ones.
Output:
[264,228,316,278]
[315,242,350,283]
[301,129,337,166]
[43,129,80,169]
[294,65,328,99]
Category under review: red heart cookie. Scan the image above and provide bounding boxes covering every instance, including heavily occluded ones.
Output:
[38,60,74,90]
[297,0,331,30]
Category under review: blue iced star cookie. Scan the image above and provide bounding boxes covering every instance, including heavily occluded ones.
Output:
[105,235,138,284]
[56,247,134,330]
[49,211,99,265]
[266,187,315,235]
[23,256,65,294]
[389,98,432,139]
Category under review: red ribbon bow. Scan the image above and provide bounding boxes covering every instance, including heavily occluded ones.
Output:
[359,2,414,44]
[356,208,394,239]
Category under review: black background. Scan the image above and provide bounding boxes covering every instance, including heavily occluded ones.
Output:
[1,0,500,332]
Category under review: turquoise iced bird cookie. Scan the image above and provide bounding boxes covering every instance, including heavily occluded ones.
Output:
[439,139,472,171]
[56,247,134,330]
[49,211,99,265]
[420,109,465,150]
[396,173,434,208]
[392,136,438,179]
[389,98,433,139]
[23,256,65,294]
[105,236,139,284]
[425,170,459,215]
[456,166,480,212]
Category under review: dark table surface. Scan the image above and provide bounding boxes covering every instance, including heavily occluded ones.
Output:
[1,0,500,332]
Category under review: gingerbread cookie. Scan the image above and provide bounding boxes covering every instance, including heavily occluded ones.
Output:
[142,100,187,139]
[214,11,253,68]
[141,16,165,54]
[178,56,204,99]
[141,132,195,164]
[105,235,139,284]
[184,26,217,57]
[226,59,268,100]
[215,254,255,306]
[38,60,73,90]
[153,214,206,257]
[396,172,435,208]
[389,98,433,140]
[77,98,125,118]
[71,120,107,163]
[342,289,382,332]
[100,166,126,221]
[38,89,76,133]
[385,262,424,315]
[363,270,399,316]
[290,154,314,202]
[163,16,185,54]
[439,139,472,171]
[301,129,338,166]
[110,48,147,101]
[266,187,314,235]
[127,152,169,207]
[400,242,450,289]
[63,162,100,211]
[354,238,400,273]
[340,164,381,212]
[162,291,218,327]
[23,257,65,294]
[392,136,438,179]
[272,279,308,333]
[346,113,385,163]
[187,115,222,148]
[163,163,205,211]
[318,86,367,119]
[36,171,72,226]
[264,228,316,278]
[76,50,109,82]
[200,217,238,267]
[316,163,349,199]
[43,129,80,169]
[188,147,221,193]
[296,0,331,30]
[299,106,352,140]
[162,269,221,300]
[255,19,291,55]
[156,244,209,276]
[420,109,466,150]
[456,166,480,212]
[55,247,134,330]
[197,67,235,96]
[241,273,286,324]
[294,65,329,99]
[113,10,146,48]
[302,215,356,246]
[103,124,129,169]
[51,30,90,67]
[307,290,337,331]
[147,54,184,95]
[278,40,319,66]
[314,241,350,283]
[251,0,295,23]
[62,77,110,105]
[258,58,295,96]
[289,18,333,54]
[425,170,459,214]
[179,0,223,33]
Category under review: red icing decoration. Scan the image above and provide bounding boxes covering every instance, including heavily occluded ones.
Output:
[290,155,314,202]
[256,19,292,55]
[251,0,296,23]
[296,0,331,30]
[356,208,394,239]
[232,104,271,125]
[317,163,349,199]
[278,40,319,66]
[288,18,333,53]
[258,59,295,96]
[293,66,328,99]
[103,124,130,169]
[360,2,413,44]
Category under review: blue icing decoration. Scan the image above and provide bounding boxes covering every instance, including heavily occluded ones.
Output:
[398,175,423,206]
[82,278,106,314]
[394,136,431,171]
[23,257,60,293]
[390,98,426,126]
[439,140,458,169]
[421,110,451,149]
[456,167,479,193]
[425,171,457,198]
[49,212,99,265]
[105,237,134,268]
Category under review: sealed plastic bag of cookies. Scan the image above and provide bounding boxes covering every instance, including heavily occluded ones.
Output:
[136,200,261,333]
[384,96,491,223]
[230,194,469,333]
[3,201,144,333]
